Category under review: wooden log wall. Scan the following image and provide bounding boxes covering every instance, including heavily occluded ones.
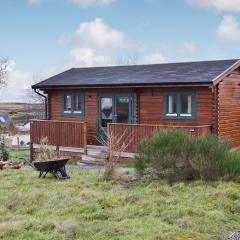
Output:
[46,87,214,145]
[218,68,240,148]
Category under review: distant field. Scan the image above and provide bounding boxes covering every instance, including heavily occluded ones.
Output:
[0,103,44,124]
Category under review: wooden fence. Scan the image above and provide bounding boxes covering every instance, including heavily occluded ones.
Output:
[30,120,87,160]
[107,123,212,153]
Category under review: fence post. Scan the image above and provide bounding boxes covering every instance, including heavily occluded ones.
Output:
[30,142,34,162]
[83,123,87,155]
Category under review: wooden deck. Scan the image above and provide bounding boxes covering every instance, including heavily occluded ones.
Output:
[30,120,87,160]
[30,119,212,161]
[107,123,212,152]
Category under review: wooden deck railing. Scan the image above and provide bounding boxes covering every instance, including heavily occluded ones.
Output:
[30,120,87,157]
[107,123,212,153]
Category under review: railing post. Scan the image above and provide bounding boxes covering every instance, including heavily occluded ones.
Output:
[83,123,87,155]
[30,142,34,162]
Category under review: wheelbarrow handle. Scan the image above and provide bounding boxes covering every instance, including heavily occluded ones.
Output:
[19,158,37,170]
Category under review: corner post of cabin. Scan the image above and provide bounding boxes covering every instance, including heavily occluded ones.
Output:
[83,123,88,155]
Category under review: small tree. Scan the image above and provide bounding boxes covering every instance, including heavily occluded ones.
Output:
[99,130,133,181]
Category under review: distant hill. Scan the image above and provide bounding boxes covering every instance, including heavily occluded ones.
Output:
[0,103,44,124]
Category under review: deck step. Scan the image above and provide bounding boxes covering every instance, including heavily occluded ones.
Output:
[78,160,104,166]
[79,154,105,165]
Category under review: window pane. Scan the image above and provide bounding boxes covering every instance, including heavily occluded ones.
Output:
[116,97,129,123]
[101,97,113,128]
[73,95,82,113]
[64,95,72,112]
[181,95,192,115]
[167,95,177,115]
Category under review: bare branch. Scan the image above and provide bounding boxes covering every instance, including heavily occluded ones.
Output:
[0,58,9,88]
[116,53,139,66]
[27,75,46,104]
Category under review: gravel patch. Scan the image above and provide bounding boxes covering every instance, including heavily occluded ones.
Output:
[227,229,240,240]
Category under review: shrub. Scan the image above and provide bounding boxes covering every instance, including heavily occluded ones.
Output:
[135,128,240,183]
[193,135,229,180]
[224,151,240,180]
[135,128,197,183]
[0,135,10,162]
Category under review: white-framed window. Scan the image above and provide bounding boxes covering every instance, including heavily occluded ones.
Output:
[164,91,195,119]
[62,92,84,115]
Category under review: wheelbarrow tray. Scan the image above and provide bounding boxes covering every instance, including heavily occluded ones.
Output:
[33,158,69,172]
[32,158,70,179]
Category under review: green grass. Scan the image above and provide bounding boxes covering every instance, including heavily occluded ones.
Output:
[118,160,136,168]
[0,170,239,240]
[9,149,30,162]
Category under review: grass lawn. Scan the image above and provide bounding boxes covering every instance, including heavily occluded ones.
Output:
[0,170,239,240]
[9,149,30,162]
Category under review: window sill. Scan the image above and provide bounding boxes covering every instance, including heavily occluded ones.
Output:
[163,114,195,120]
[62,112,84,116]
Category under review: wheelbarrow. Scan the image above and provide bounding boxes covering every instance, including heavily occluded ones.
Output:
[23,158,70,179]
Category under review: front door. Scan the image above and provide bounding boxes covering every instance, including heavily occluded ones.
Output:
[97,93,134,142]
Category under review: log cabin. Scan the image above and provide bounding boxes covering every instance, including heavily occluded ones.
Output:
[30,59,240,160]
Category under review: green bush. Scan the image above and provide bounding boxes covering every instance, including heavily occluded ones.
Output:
[134,128,240,183]
[193,134,229,180]
[224,151,240,179]
[0,135,10,162]
[135,128,197,183]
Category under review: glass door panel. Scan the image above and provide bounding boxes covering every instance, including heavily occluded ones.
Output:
[100,97,113,129]
[116,96,130,123]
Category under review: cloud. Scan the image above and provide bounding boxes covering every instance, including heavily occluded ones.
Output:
[141,53,166,64]
[27,0,44,5]
[73,18,125,49]
[66,48,113,67]
[27,0,114,7]
[62,18,126,67]
[0,61,33,103]
[186,0,240,12]
[217,15,240,41]
[178,42,198,53]
[65,0,114,7]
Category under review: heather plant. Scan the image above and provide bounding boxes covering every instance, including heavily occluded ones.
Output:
[135,128,197,183]
[193,134,229,180]
[135,128,240,183]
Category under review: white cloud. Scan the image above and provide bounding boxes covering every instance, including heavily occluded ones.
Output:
[186,0,240,12]
[62,18,126,67]
[66,0,114,7]
[178,42,198,53]
[141,53,166,64]
[27,0,44,5]
[66,48,113,67]
[217,15,240,41]
[27,0,114,7]
[74,18,125,49]
[0,61,33,103]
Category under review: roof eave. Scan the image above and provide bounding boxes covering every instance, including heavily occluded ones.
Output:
[212,59,240,86]
[32,82,213,91]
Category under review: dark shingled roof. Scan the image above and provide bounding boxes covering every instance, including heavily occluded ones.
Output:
[32,59,239,89]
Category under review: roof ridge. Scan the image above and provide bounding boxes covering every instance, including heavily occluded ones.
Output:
[70,59,239,70]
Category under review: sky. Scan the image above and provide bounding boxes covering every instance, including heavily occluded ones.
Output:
[1,0,240,102]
